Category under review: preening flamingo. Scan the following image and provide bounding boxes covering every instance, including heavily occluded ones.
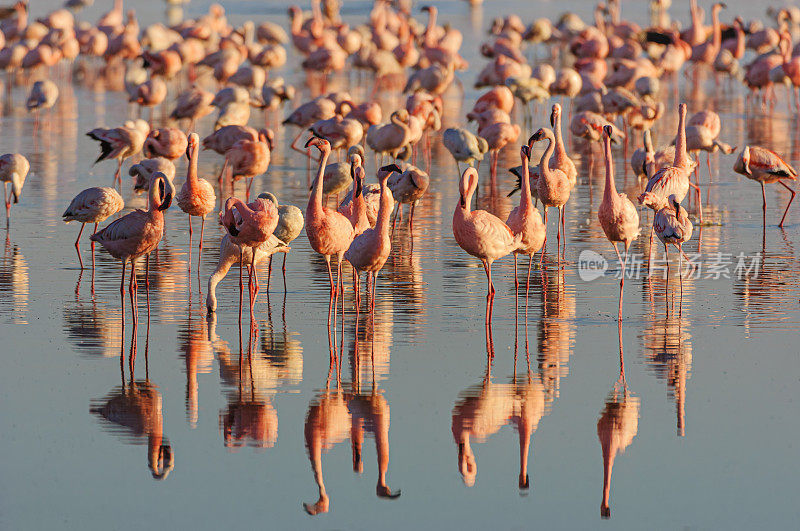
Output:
[0,153,30,229]
[257,192,304,292]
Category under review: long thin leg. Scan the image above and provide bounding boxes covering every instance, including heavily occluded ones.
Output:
[539,209,548,267]
[678,243,683,315]
[92,223,98,270]
[115,159,122,187]
[556,207,562,265]
[188,216,193,271]
[198,216,206,273]
[371,270,378,313]
[325,255,335,294]
[120,260,127,322]
[267,255,273,293]
[75,223,85,269]
[282,252,287,292]
[238,245,244,325]
[777,180,796,227]
[129,258,138,326]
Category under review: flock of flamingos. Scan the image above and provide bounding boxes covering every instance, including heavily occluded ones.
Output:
[2,0,798,519]
[1,0,797,326]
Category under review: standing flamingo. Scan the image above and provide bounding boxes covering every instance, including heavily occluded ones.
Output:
[640,192,694,312]
[257,192,304,292]
[0,153,30,229]
[598,125,640,320]
[90,172,172,325]
[453,167,521,324]
[87,119,149,186]
[533,128,571,263]
[63,187,124,269]
[219,196,278,321]
[176,133,216,278]
[305,137,355,295]
[505,146,545,299]
[345,164,399,311]
[733,146,797,227]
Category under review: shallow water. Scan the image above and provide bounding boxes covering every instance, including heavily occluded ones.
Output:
[2,1,799,529]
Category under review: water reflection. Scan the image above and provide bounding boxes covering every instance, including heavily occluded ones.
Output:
[0,241,28,323]
[537,268,575,399]
[90,317,174,480]
[177,309,213,427]
[597,326,640,518]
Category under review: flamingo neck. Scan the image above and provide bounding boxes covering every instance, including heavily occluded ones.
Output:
[424,9,437,47]
[310,150,330,210]
[553,114,568,160]
[603,138,618,203]
[188,148,199,186]
[711,8,721,50]
[673,111,689,168]
[520,158,534,208]
[539,135,556,180]
[374,179,392,233]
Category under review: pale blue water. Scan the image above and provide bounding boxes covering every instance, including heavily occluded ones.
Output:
[1,1,798,529]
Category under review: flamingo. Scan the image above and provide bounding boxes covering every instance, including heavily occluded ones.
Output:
[549,103,577,188]
[129,158,176,197]
[176,133,217,276]
[387,165,429,230]
[452,167,522,324]
[505,146,546,299]
[169,86,215,131]
[345,164,399,311]
[443,128,489,173]
[25,80,58,130]
[598,125,640,320]
[219,196,278,320]
[257,192,304,292]
[222,133,271,199]
[733,146,797,227]
[87,119,149,186]
[305,137,355,295]
[0,153,30,229]
[90,172,172,325]
[143,128,189,161]
[338,162,370,235]
[533,128,571,264]
[481,121,521,182]
[63,187,125,270]
[640,193,694,312]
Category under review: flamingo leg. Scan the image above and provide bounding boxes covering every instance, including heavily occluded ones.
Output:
[513,252,518,292]
[282,252,287,292]
[290,129,307,155]
[540,208,548,267]
[238,244,244,324]
[371,270,378,313]
[120,260,127,320]
[129,258,137,326]
[92,223,98,270]
[188,215,193,271]
[325,255,335,294]
[75,223,85,269]
[678,243,683,316]
[556,207,562,265]
[267,254,273,293]
[777,180,796,227]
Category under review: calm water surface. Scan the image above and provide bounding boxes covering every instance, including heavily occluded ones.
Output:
[1,1,799,529]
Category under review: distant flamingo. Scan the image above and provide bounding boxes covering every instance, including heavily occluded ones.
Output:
[345,164,399,311]
[257,192,304,292]
[733,146,797,227]
[505,146,546,298]
[598,126,640,320]
[453,167,521,323]
[0,153,30,229]
[63,187,124,269]
[176,133,216,276]
[305,137,355,295]
[533,128,571,263]
[91,172,172,325]
[143,128,189,161]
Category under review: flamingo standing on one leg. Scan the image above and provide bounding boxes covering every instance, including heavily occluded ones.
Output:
[63,187,124,269]
[0,153,30,229]
[91,172,172,325]
[533,128,571,264]
[733,146,797,227]
[219,196,279,322]
[598,125,640,321]
[305,137,356,296]
[345,164,400,312]
[453,167,522,324]
[176,133,216,280]
[505,146,545,302]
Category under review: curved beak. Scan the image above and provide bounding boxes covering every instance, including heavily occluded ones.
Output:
[549,111,555,128]
[380,164,402,174]
[158,178,172,211]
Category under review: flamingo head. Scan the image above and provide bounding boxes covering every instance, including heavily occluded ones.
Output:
[550,103,561,127]
[259,128,275,150]
[153,172,172,211]
[528,128,546,144]
[186,132,199,160]
[150,442,174,481]
[520,145,530,162]
[378,163,401,183]
[304,135,330,154]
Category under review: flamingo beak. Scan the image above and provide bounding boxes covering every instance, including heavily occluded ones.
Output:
[460,193,466,208]
[380,164,402,174]
[549,112,555,128]
[159,179,172,211]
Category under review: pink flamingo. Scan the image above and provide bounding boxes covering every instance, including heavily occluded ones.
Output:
[733,146,797,227]
[598,125,640,320]
[345,163,399,312]
[143,128,189,161]
[222,133,271,200]
[176,133,217,275]
[453,167,522,324]
[506,146,546,299]
[91,172,172,325]
[533,128,571,264]
[0,153,30,229]
[338,161,370,235]
[219,196,278,321]
[63,187,124,270]
[640,193,694,313]
[87,120,149,186]
[481,121,520,183]
[549,103,577,188]
[305,137,355,295]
